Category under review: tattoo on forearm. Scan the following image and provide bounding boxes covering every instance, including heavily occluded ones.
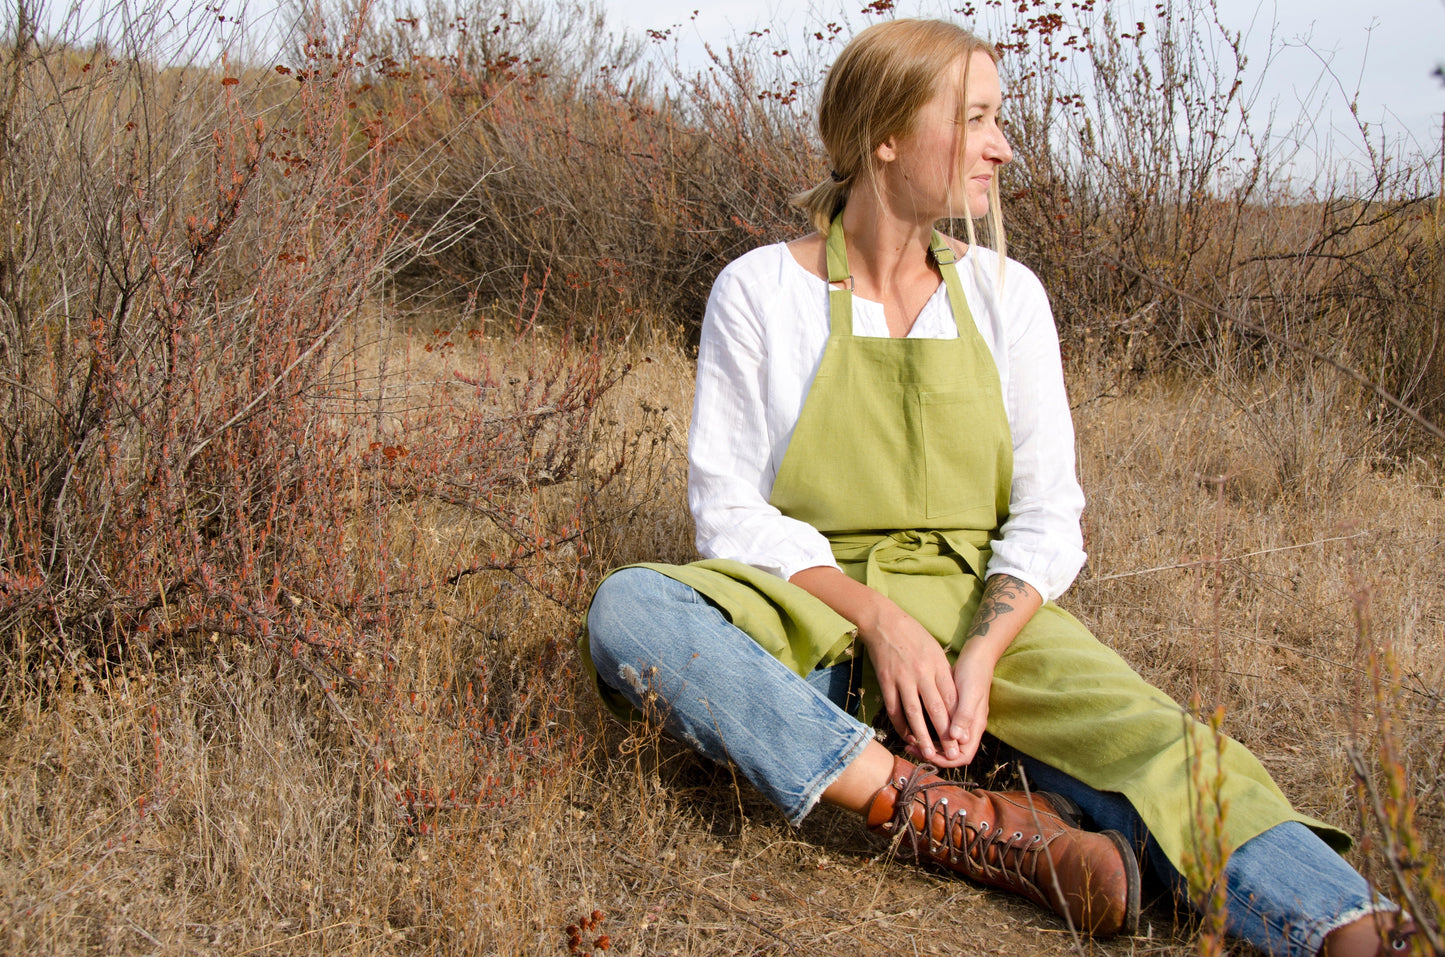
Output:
[969,574,1030,639]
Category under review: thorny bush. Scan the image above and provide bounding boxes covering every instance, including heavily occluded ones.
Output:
[0,0,627,820]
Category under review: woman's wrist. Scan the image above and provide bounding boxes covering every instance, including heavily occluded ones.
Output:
[956,631,1007,671]
[789,565,900,640]
[854,595,912,648]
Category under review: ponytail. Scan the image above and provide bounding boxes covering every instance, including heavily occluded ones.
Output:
[790,173,853,236]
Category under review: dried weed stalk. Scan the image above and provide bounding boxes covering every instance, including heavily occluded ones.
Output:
[1346,569,1444,954]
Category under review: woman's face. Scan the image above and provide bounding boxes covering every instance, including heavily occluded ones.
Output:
[879,50,1012,220]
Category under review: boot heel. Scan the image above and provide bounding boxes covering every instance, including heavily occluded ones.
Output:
[1099,829,1141,936]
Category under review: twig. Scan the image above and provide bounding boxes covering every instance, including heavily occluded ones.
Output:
[1346,746,1445,956]
[1017,773,1089,957]
[1080,531,1368,584]
[183,311,350,468]
[1098,254,1445,445]
[0,373,65,412]
[231,922,382,956]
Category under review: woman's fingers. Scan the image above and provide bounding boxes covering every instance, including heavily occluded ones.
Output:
[880,680,932,755]
[900,700,934,757]
[944,653,995,764]
[902,685,952,760]
[880,659,956,761]
[946,711,985,764]
[852,600,961,761]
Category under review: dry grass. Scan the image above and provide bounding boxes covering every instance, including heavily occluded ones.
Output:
[1069,359,1444,830]
[2,1,1441,953]
[1,325,1440,955]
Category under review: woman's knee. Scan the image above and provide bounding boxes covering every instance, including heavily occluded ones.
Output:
[590,566,655,622]
[587,567,692,670]
[589,568,650,661]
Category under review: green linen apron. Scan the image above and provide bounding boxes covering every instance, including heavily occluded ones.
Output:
[583,216,1349,882]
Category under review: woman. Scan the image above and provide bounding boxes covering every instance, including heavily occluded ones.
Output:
[585,18,1412,956]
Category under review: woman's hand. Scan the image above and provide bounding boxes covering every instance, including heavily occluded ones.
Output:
[856,601,959,764]
[935,574,1043,767]
[933,641,998,767]
[789,566,957,763]
[788,568,1042,768]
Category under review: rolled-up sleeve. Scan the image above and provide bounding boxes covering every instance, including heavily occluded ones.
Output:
[983,265,1087,602]
[688,262,839,580]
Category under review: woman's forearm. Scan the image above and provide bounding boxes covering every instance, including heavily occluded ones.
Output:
[937,573,1043,766]
[788,565,896,634]
[790,564,960,762]
[964,573,1042,663]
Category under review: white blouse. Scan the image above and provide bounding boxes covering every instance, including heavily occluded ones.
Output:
[687,241,1087,603]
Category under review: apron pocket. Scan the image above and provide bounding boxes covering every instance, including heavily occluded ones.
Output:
[919,390,1005,523]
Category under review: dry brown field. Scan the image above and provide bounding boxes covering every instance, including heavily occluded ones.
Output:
[2,324,1441,955]
[0,1,1440,954]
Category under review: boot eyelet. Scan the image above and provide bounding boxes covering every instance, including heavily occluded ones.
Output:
[1012,831,1024,841]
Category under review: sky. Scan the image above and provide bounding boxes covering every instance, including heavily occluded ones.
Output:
[598,0,1445,177]
[37,0,1444,177]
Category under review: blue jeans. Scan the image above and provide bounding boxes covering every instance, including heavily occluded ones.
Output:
[587,567,1391,957]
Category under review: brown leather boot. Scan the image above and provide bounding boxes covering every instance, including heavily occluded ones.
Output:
[866,757,1141,937]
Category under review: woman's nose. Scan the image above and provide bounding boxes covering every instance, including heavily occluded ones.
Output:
[987,127,1013,165]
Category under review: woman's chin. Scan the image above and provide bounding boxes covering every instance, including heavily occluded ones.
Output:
[942,197,991,221]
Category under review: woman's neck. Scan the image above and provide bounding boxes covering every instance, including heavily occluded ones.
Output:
[840,193,935,277]
[838,189,945,337]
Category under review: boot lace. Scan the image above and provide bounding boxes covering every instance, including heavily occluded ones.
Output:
[889,763,1047,895]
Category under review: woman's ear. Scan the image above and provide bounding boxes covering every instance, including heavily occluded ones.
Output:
[874,138,899,164]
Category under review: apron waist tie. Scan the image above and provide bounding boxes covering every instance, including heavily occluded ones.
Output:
[828,528,993,583]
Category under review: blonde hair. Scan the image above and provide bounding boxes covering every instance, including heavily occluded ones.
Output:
[792,19,1007,260]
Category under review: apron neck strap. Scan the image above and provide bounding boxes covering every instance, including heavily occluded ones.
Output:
[825,213,973,339]
[929,233,972,334]
[825,214,854,338]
